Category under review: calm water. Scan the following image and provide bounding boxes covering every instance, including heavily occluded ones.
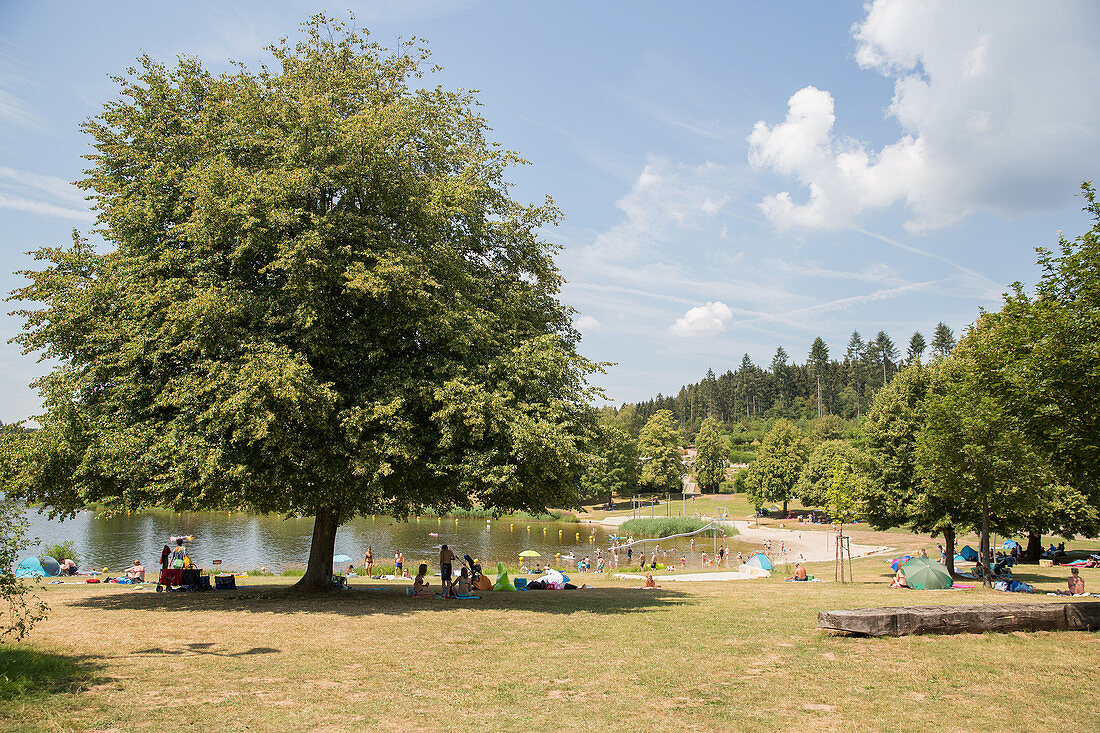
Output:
[17,507,734,573]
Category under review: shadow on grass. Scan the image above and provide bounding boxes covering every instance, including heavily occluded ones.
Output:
[0,644,106,701]
[131,643,280,657]
[69,584,694,617]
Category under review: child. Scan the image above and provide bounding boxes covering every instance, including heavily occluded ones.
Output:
[452,567,471,597]
[411,563,433,598]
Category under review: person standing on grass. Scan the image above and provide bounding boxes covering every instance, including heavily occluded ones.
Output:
[394,550,403,577]
[439,544,456,598]
[365,546,374,578]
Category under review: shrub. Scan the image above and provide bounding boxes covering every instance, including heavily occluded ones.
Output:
[42,540,80,565]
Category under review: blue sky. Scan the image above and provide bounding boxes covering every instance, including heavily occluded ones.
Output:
[2,1,1098,421]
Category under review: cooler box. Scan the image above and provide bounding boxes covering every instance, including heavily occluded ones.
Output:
[214,574,236,590]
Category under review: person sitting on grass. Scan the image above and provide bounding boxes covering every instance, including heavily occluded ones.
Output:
[786,563,808,581]
[642,573,661,588]
[125,560,145,582]
[451,566,471,597]
[890,568,908,588]
[1068,567,1085,595]
[411,563,434,598]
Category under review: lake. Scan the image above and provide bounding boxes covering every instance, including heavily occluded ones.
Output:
[17,507,737,573]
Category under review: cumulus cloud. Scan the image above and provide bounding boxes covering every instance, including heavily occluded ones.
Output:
[572,315,601,334]
[748,0,1100,231]
[668,301,733,337]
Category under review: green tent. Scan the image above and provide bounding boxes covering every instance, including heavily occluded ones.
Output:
[900,557,953,590]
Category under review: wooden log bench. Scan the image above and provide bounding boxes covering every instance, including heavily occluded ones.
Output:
[817,602,1100,637]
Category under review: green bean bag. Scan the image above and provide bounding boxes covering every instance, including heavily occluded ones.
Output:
[492,562,515,591]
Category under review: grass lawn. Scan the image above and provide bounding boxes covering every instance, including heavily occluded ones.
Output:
[5,551,1100,733]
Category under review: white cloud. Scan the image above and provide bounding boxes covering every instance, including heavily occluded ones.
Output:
[0,167,86,206]
[749,0,1100,231]
[0,167,93,223]
[668,301,733,337]
[572,315,601,334]
[0,193,94,223]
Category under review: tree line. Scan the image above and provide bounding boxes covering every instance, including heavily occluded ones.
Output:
[603,325,957,441]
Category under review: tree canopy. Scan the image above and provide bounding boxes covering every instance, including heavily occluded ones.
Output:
[744,419,807,513]
[5,16,600,591]
[637,410,685,493]
[692,417,726,492]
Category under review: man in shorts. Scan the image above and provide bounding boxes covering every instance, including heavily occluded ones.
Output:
[439,544,456,598]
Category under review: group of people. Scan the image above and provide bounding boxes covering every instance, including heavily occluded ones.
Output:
[409,544,481,599]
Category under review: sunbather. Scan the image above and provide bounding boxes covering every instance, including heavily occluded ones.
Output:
[125,560,145,582]
[451,567,471,597]
[787,563,808,581]
[1068,567,1085,595]
[411,563,433,598]
[890,568,907,588]
[642,573,660,588]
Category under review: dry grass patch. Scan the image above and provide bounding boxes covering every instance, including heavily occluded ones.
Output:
[4,563,1100,732]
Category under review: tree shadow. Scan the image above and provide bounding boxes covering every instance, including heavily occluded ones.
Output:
[69,584,693,618]
[130,643,280,657]
[0,645,107,700]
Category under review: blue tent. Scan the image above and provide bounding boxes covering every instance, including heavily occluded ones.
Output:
[1003,540,1021,551]
[746,552,774,571]
[959,545,979,561]
[953,554,968,564]
[15,557,46,578]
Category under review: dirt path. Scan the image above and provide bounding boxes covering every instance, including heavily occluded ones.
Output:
[726,520,891,563]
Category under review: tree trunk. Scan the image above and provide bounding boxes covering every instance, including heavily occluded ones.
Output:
[943,525,956,577]
[980,496,991,588]
[294,506,340,592]
[1026,530,1042,562]
[782,499,788,515]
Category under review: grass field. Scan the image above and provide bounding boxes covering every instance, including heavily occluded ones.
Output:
[4,547,1100,733]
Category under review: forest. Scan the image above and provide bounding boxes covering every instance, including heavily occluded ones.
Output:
[599,323,956,441]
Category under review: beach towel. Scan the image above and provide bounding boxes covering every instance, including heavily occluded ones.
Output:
[452,594,480,600]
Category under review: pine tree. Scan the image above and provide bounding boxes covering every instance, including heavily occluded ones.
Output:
[931,322,955,360]
[908,331,927,365]
[808,337,829,417]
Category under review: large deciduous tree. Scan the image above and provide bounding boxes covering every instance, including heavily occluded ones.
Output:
[580,424,639,506]
[964,183,1100,538]
[692,417,726,492]
[744,419,807,514]
[637,410,685,493]
[5,17,599,592]
[860,363,966,575]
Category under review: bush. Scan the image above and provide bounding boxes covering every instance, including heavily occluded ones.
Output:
[42,540,79,565]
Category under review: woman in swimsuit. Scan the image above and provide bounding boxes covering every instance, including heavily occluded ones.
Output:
[365,546,374,578]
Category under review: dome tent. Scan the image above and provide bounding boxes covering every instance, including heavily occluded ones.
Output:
[15,557,46,578]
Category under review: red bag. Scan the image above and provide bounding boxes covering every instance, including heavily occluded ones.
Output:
[85,578,101,583]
